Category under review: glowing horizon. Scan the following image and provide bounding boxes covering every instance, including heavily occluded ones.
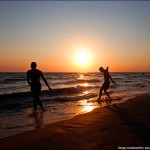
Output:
[0,1,150,72]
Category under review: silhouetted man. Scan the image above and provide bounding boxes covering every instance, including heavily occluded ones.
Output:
[98,67,115,101]
[27,62,51,112]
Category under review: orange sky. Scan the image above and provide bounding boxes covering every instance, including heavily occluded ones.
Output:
[0,2,150,72]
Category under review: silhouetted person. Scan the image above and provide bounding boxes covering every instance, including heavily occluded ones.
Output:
[98,67,115,101]
[27,62,51,112]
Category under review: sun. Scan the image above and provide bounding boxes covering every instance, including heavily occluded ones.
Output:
[74,47,91,68]
[77,51,89,64]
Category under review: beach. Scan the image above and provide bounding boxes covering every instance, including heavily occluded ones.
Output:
[0,94,150,150]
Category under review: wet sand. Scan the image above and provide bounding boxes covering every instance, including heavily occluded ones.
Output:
[0,94,150,150]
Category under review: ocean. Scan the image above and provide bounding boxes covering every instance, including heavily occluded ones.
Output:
[0,72,150,138]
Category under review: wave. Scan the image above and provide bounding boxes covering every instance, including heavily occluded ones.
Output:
[64,79,100,85]
[3,77,100,85]
[4,78,26,83]
[0,86,94,100]
[50,86,93,95]
[42,93,97,102]
[124,74,148,78]
[134,83,146,88]
[0,92,98,111]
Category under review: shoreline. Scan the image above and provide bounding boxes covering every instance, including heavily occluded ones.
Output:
[0,94,150,150]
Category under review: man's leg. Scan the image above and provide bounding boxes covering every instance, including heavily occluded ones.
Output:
[36,84,44,111]
[104,82,111,100]
[98,86,103,100]
[38,98,44,111]
[33,95,38,111]
[104,89,111,100]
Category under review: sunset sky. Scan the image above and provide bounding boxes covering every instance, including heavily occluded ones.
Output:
[0,1,150,72]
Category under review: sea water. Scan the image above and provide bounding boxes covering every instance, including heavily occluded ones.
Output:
[0,72,150,138]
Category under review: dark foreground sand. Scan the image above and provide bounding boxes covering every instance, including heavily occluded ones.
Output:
[0,94,150,150]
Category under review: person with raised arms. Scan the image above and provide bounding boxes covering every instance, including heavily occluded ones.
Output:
[98,67,115,102]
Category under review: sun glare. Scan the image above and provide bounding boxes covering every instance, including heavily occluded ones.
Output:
[78,51,88,63]
[74,47,91,68]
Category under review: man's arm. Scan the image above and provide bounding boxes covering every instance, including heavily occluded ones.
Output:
[27,71,31,86]
[109,74,115,83]
[41,72,52,91]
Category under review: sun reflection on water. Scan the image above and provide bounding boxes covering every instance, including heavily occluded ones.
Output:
[82,83,89,87]
[83,91,89,94]
[82,105,94,112]
[79,100,98,113]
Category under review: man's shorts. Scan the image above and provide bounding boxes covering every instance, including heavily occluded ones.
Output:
[102,81,110,90]
[31,83,41,95]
